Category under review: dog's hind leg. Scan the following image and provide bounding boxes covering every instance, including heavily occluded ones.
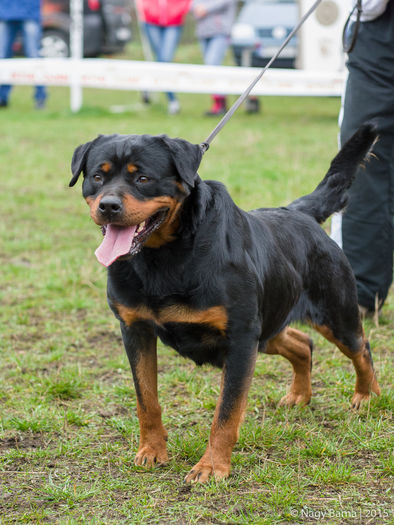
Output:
[265,327,313,407]
[313,324,381,409]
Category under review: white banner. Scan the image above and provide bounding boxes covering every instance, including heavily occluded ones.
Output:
[0,58,345,97]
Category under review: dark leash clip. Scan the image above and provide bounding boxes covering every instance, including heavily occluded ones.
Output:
[343,0,362,54]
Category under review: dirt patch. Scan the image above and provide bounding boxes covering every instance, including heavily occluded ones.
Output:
[86,330,122,348]
[0,432,54,451]
[98,405,130,418]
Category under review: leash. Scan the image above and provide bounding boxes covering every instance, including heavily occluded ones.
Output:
[342,0,362,53]
[200,0,324,153]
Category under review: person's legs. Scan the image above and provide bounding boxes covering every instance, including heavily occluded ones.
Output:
[143,23,181,109]
[158,25,182,64]
[203,34,229,66]
[201,35,229,116]
[341,131,394,311]
[158,25,182,106]
[22,19,47,106]
[339,6,394,312]
[0,20,19,105]
[143,23,162,59]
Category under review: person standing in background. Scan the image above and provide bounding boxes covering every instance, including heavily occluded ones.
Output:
[137,0,191,115]
[331,0,393,317]
[192,0,236,116]
[0,0,47,109]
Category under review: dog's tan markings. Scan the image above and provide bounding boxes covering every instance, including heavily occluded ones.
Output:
[144,199,183,248]
[127,163,138,174]
[133,338,168,468]
[101,161,112,173]
[312,324,362,357]
[121,193,186,248]
[85,194,103,224]
[160,305,228,334]
[176,181,188,195]
[313,324,380,407]
[115,302,228,333]
[115,303,154,326]
[122,194,175,225]
[185,350,257,483]
[265,327,312,406]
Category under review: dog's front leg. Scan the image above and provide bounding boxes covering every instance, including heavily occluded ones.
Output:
[121,322,168,468]
[185,341,258,483]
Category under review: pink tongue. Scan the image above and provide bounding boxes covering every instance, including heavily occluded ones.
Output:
[95,224,137,267]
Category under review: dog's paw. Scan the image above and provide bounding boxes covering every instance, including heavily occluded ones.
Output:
[279,391,311,407]
[351,392,372,410]
[184,460,230,484]
[351,377,381,409]
[351,389,380,410]
[134,445,168,468]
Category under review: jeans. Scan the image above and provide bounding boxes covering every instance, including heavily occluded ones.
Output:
[0,19,47,104]
[200,35,229,102]
[200,35,229,66]
[143,23,183,102]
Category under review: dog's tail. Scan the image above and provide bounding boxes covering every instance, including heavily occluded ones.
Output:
[288,122,377,224]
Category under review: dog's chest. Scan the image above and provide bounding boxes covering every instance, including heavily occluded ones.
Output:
[116,302,229,366]
[116,302,226,330]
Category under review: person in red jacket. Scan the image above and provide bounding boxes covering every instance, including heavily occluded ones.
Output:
[137,0,191,115]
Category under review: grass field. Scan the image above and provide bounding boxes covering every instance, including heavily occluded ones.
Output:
[0,64,393,524]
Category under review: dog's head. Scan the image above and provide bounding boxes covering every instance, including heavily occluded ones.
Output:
[70,134,203,266]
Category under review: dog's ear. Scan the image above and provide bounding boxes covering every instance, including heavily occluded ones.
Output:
[69,138,97,187]
[160,136,203,188]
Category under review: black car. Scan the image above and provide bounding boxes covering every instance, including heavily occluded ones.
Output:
[40,0,132,58]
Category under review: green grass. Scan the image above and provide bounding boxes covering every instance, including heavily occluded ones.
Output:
[0,46,393,524]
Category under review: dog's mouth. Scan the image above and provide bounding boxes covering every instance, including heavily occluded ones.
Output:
[95,210,167,267]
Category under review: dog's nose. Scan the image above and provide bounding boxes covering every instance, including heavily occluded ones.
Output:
[98,196,123,218]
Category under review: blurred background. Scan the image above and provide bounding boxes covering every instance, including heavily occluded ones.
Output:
[12,0,350,73]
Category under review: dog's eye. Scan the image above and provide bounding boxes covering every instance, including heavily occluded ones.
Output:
[137,176,150,184]
[93,174,102,183]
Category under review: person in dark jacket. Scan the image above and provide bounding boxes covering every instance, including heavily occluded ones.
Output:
[192,0,236,116]
[0,0,47,109]
[331,0,393,318]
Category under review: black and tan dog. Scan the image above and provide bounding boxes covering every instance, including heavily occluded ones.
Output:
[70,123,380,483]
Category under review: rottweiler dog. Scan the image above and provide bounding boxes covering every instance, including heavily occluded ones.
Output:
[70,123,380,483]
